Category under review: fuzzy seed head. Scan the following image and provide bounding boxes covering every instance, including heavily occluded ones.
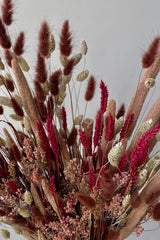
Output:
[77,70,89,82]
[59,55,69,67]
[148,157,160,169]
[80,40,88,55]
[140,119,153,134]
[73,53,82,65]
[108,142,123,167]
[17,56,30,72]
[74,115,83,125]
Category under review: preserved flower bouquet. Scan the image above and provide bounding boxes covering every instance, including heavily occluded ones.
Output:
[0,0,160,239]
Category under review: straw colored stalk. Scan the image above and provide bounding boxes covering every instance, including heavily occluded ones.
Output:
[127,45,160,138]
[117,170,160,240]
[11,59,40,134]
[129,96,160,152]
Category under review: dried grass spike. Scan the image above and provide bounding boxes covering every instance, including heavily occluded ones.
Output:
[76,193,96,209]
[0,58,4,69]
[142,36,160,68]
[11,97,24,117]
[39,21,50,57]
[14,31,25,56]
[63,58,74,76]
[60,20,72,57]
[1,0,13,25]
[0,18,11,48]
[85,75,96,101]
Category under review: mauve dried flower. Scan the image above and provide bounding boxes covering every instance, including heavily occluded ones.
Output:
[85,75,96,101]
[38,21,50,57]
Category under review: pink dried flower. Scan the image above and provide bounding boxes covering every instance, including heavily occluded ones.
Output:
[100,80,108,114]
[79,130,92,155]
[7,180,18,194]
[89,167,95,191]
[106,113,115,142]
[118,152,128,172]
[49,176,56,197]
[93,112,103,150]
[120,113,134,141]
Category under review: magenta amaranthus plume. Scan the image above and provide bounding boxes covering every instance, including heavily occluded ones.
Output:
[0,1,160,240]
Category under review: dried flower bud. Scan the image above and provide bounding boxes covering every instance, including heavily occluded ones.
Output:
[13,227,22,235]
[24,191,33,205]
[63,73,72,84]
[0,96,12,107]
[140,119,153,134]
[115,116,124,134]
[74,115,83,125]
[144,78,155,88]
[17,208,31,218]
[77,70,89,82]
[80,40,88,55]
[137,169,148,186]
[108,142,123,167]
[122,194,131,208]
[55,91,66,105]
[17,56,30,72]
[1,229,10,239]
[60,55,69,67]
[73,53,82,65]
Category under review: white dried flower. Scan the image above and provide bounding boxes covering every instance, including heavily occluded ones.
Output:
[1,229,10,239]
[24,191,33,205]
[55,91,66,105]
[108,142,123,167]
[144,78,155,88]
[140,119,153,134]
[122,194,131,208]
[115,116,124,134]
[80,40,88,55]
[17,208,31,218]
[77,70,89,82]
[137,169,148,186]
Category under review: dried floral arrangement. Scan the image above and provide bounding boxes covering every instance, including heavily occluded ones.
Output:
[0,0,160,240]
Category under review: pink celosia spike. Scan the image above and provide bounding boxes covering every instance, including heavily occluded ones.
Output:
[93,113,103,150]
[49,176,56,197]
[118,152,128,172]
[106,113,115,142]
[100,80,108,114]
[7,180,18,194]
[79,130,92,156]
[119,113,134,141]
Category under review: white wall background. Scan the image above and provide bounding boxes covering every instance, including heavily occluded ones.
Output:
[0,0,160,239]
